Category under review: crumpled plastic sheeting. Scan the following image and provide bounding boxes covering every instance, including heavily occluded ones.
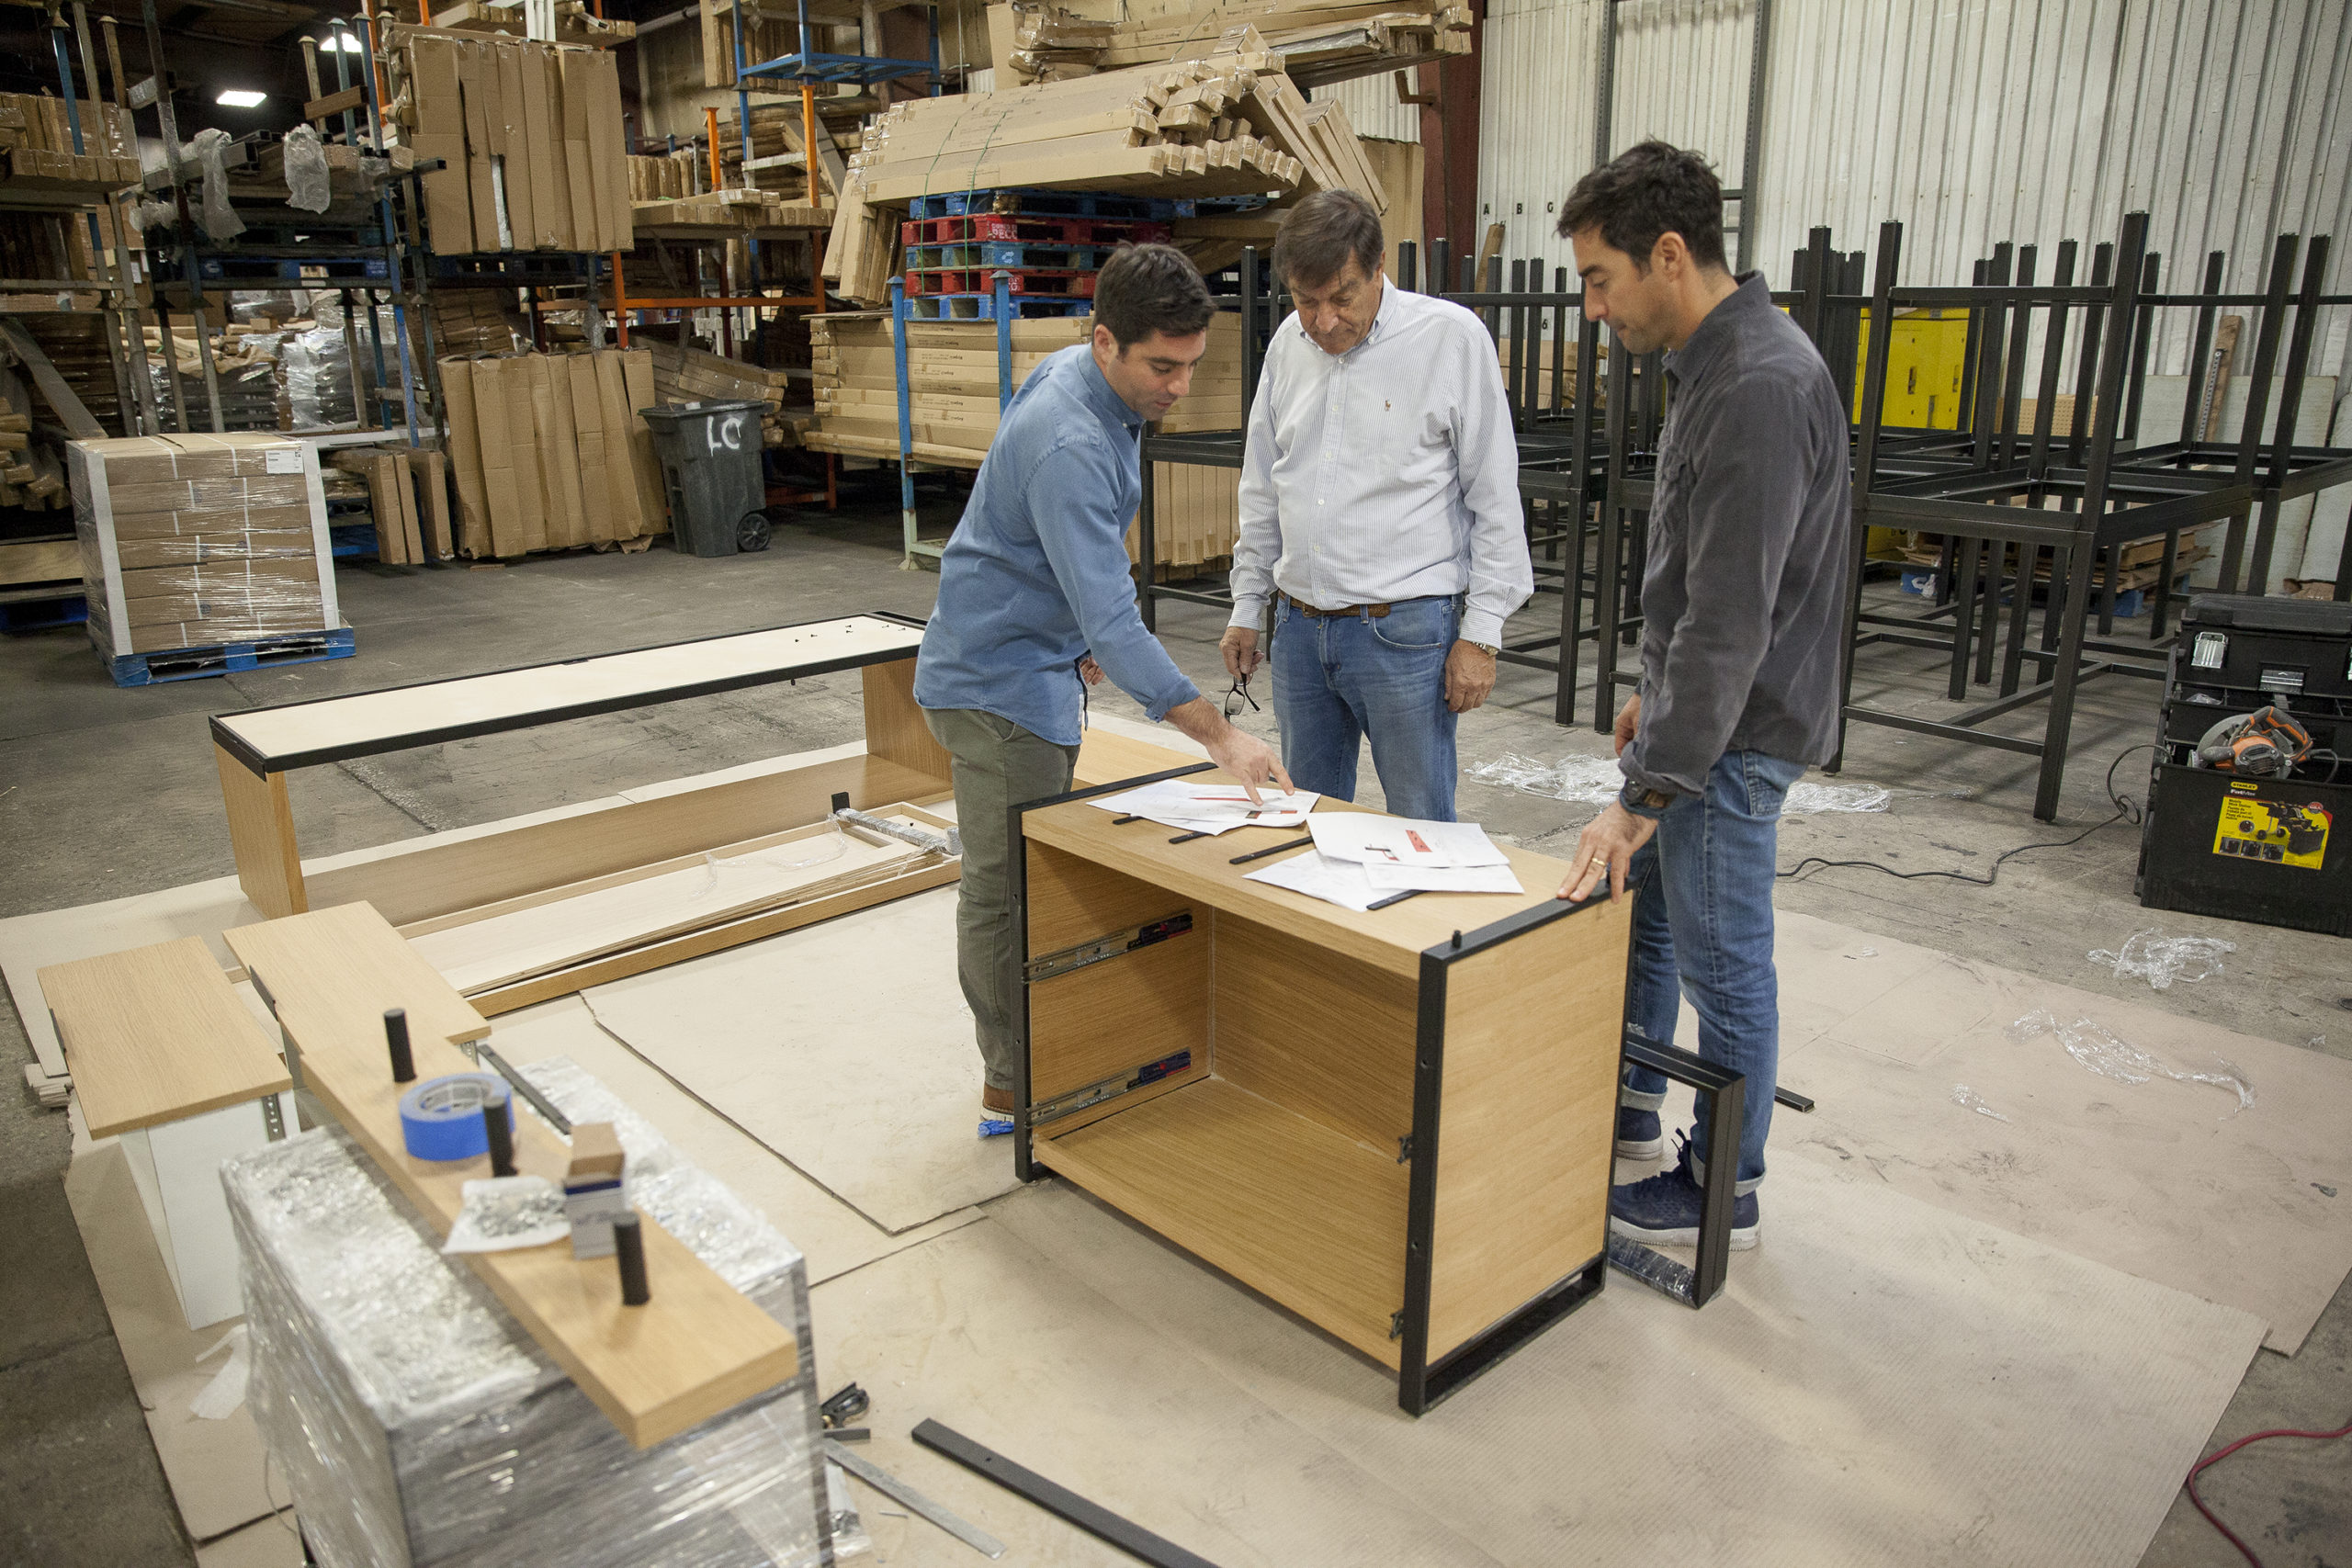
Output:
[129,197,177,233]
[220,1057,828,1568]
[2086,928,2236,990]
[282,123,334,212]
[178,128,246,240]
[1468,752,1894,814]
[1951,1085,2011,1122]
[2007,1007,2256,1111]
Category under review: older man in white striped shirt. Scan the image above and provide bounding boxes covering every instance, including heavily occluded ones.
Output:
[1219,189,1531,822]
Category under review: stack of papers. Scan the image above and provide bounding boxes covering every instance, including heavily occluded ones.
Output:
[1089,779,1321,835]
[1305,815,1524,894]
[1241,848,1388,911]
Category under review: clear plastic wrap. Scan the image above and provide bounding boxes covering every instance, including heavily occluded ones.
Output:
[1467,752,1893,814]
[281,325,357,427]
[284,124,334,213]
[220,1054,828,1568]
[2007,1008,2256,1111]
[180,127,247,240]
[2084,928,2236,990]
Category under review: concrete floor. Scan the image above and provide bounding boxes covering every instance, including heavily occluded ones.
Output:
[3,492,2346,1566]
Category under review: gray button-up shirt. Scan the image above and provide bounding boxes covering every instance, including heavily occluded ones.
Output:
[1620,273,1850,800]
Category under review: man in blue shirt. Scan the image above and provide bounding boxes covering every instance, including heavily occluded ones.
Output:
[916,243,1290,1128]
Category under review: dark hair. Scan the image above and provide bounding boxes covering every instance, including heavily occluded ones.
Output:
[1093,243,1214,348]
[1556,140,1727,273]
[1272,188,1383,288]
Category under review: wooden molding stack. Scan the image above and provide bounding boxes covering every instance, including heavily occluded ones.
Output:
[1001,0,1472,89]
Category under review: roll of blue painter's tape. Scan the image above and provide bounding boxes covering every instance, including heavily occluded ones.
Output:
[399,1073,514,1162]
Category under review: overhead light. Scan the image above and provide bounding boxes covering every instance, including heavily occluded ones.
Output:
[322,33,362,52]
[216,89,267,107]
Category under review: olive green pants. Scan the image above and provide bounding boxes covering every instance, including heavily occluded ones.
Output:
[923,706,1080,1092]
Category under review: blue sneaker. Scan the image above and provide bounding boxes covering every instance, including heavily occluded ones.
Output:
[1615,1106,1663,1160]
[1609,1138,1758,1249]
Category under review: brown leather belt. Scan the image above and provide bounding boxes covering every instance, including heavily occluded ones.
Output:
[1282,592,1389,619]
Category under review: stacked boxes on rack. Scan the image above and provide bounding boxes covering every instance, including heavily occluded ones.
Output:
[69,433,338,660]
[436,348,668,558]
[0,91,140,191]
[395,29,631,255]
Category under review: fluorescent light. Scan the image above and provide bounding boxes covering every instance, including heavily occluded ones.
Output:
[322,33,362,51]
[216,89,267,107]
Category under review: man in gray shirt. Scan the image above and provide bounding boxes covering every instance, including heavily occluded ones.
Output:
[1553,141,1850,1249]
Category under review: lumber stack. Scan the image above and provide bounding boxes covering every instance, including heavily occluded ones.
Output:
[647,340,800,447]
[0,92,141,194]
[629,152,702,202]
[387,28,631,255]
[435,349,669,558]
[999,1,1471,89]
[0,371,60,512]
[629,187,832,231]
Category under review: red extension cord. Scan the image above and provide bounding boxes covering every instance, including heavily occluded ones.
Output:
[2184,1418,2352,1567]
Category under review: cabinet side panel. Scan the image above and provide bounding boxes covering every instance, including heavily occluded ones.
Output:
[861,658,954,779]
[1023,842,1208,1107]
[1214,912,1414,1155]
[1426,897,1630,1361]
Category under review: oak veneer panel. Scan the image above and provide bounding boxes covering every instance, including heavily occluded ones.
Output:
[215,746,305,919]
[296,1021,798,1449]
[224,903,490,1053]
[1213,914,1414,1156]
[1423,897,1630,1361]
[862,658,954,779]
[1023,840,1195,956]
[213,615,923,768]
[40,937,292,1139]
[1027,931,1208,1102]
[1069,728,1213,788]
[1041,1077,1408,1367]
[1021,797,1577,979]
[303,753,946,926]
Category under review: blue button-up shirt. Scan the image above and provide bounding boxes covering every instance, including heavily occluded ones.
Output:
[914,344,1200,747]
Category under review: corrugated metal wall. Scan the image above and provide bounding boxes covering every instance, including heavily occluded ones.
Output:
[1320,71,1422,143]
[1469,0,2351,387]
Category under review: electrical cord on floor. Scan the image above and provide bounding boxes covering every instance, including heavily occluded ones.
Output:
[2185,1417,2352,1567]
[1776,744,2155,890]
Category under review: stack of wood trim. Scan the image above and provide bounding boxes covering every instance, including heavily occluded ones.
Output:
[435,349,667,558]
[1001,1,1471,89]
[0,93,141,193]
[821,175,901,310]
[629,152,702,201]
[630,187,831,231]
[648,340,801,447]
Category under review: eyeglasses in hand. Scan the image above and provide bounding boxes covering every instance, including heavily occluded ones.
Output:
[1224,675,1261,721]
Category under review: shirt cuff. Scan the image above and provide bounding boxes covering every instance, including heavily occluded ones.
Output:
[1459,609,1507,649]
[1227,592,1269,629]
[1140,678,1202,724]
[1618,775,1677,819]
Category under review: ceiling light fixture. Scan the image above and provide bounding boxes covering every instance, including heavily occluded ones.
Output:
[322,32,362,51]
[216,88,267,107]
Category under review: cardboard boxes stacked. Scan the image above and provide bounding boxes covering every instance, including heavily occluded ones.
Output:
[70,434,337,664]
[0,91,140,193]
[436,349,668,558]
[808,311,1244,567]
[648,341,800,447]
[397,29,631,255]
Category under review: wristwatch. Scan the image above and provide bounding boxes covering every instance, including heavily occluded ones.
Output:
[1465,639,1499,657]
[1618,778,1676,819]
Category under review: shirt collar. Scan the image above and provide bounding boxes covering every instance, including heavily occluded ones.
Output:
[1664,271,1770,385]
[1075,344,1145,433]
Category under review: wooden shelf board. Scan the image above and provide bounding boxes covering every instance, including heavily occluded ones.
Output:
[39,936,291,1139]
[1039,1076,1408,1367]
[223,902,490,1054]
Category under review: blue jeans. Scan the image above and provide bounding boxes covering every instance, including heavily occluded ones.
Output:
[1270,594,1459,821]
[1620,749,1806,1195]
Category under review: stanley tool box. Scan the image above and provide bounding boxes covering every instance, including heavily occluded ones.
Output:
[2137,594,2352,935]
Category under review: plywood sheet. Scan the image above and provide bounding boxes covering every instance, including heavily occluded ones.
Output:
[582,887,1020,1234]
[989,1158,2265,1568]
[40,936,289,1138]
[213,616,923,768]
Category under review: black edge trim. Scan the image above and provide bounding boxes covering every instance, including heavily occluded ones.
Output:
[911,1419,1224,1568]
[1416,1254,1608,1413]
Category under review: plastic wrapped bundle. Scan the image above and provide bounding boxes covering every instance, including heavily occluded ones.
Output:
[220,1055,828,1568]
[280,325,357,427]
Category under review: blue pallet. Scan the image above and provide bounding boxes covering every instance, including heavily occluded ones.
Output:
[906,240,1122,269]
[905,292,1091,321]
[907,187,1198,220]
[0,594,86,634]
[107,626,355,687]
[328,521,379,559]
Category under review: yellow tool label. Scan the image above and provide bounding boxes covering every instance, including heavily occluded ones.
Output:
[2211,782,2332,870]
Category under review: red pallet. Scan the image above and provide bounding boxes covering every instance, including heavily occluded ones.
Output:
[899,214,1174,247]
[907,267,1097,298]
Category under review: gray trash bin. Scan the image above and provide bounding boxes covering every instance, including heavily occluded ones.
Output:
[638,400,772,558]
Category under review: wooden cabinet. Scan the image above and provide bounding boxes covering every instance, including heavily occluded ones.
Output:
[1014,770,1633,1414]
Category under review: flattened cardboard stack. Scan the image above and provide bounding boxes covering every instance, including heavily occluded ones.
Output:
[998,0,1472,88]
[436,350,668,558]
[393,28,631,255]
[69,434,338,660]
[647,342,800,447]
[0,91,141,193]
[808,312,1243,565]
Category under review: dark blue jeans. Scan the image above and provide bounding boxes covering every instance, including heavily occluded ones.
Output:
[1621,749,1806,1194]
[1269,593,1459,822]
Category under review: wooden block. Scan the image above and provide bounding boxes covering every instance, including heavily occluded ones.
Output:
[568,1121,625,1180]
[40,937,292,1140]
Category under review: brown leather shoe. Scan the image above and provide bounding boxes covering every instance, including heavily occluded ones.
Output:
[981,1086,1015,1117]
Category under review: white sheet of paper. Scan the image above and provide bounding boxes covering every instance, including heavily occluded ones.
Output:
[1090,780,1320,834]
[1363,861,1525,894]
[1306,814,1510,869]
[1241,849,1385,912]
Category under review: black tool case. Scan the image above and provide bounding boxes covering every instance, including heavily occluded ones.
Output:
[2137,594,2352,936]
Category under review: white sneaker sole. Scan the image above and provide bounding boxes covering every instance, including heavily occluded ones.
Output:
[1609,1213,1759,1250]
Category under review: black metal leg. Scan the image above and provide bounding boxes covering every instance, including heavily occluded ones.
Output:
[2097,544,2120,636]
[1999,543,2036,696]
[2153,528,2180,638]
[1948,537,1978,700]
[1973,542,2001,686]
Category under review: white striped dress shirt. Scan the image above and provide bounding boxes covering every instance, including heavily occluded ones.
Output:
[1227,279,1532,648]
